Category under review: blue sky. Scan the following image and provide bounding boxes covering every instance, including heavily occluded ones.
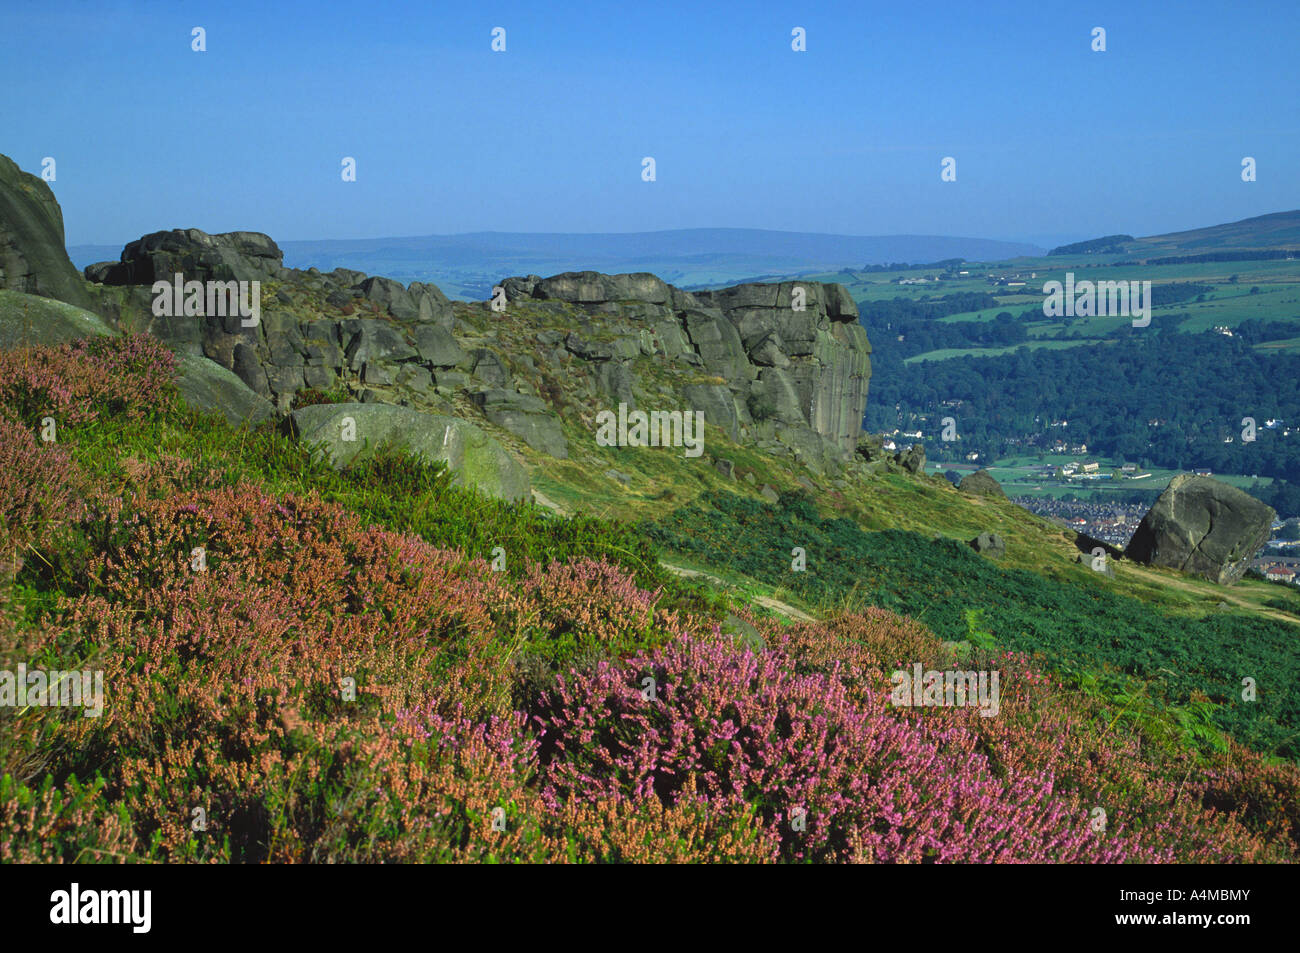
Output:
[4,0,1297,246]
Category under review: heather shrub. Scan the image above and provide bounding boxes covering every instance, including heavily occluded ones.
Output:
[3,333,1296,865]
[549,779,780,863]
[770,610,1299,863]
[531,629,1156,863]
[0,416,86,557]
[0,774,135,863]
[0,334,176,428]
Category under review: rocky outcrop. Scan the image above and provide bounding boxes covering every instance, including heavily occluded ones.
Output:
[1125,474,1275,585]
[1,151,881,491]
[502,271,872,458]
[80,229,459,413]
[85,229,284,285]
[959,469,1006,498]
[0,155,93,310]
[288,403,530,502]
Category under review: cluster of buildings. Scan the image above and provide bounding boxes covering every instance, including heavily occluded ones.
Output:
[1261,564,1298,585]
[1014,498,1147,547]
[984,271,1037,288]
[1045,460,1152,482]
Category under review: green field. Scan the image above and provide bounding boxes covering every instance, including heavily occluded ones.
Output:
[775,250,1300,364]
[929,456,1276,499]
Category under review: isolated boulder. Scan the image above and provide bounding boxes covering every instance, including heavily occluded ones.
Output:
[969,532,1006,559]
[0,154,93,310]
[1125,474,1275,585]
[288,402,529,502]
[959,469,1006,498]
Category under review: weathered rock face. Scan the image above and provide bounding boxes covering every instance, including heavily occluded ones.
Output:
[80,229,460,413]
[470,388,568,459]
[0,289,111,348]
[504,271,872,457]
[1125,474,1275,585]
[959,469,1006,498]
[695,281,870,453]
[0,155,93,310]
[288,402,530,502]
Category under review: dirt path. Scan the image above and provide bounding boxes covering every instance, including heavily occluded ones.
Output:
[660,562,818,623]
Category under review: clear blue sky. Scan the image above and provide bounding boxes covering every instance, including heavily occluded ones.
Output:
[4,0,1297,246]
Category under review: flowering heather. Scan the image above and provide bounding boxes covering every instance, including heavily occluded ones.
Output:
[530,629,1161,863]
[0,333,176,427]
[0,416,86,556]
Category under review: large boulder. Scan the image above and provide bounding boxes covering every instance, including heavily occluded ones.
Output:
[288,402,530,502]
[0,289,111,348]
[86,228,283,286]
[358,276,417,321]
[1124,474,1275,585]
[412,325,465,367]
[175,353,276,426]
[0,154,93,310]
[959,469,1006,498]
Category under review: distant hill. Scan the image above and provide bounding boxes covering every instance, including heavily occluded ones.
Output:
[1049,235,1134,256]
[1040,212,1300,264]
[1101,211,1300,260]
[70,228,1044,301]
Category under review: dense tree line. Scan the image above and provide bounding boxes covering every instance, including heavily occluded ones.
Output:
[864,322,1300,493]
[858,257,965,273]
[1134,249,1297,266]
[1049,235,1134,255]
